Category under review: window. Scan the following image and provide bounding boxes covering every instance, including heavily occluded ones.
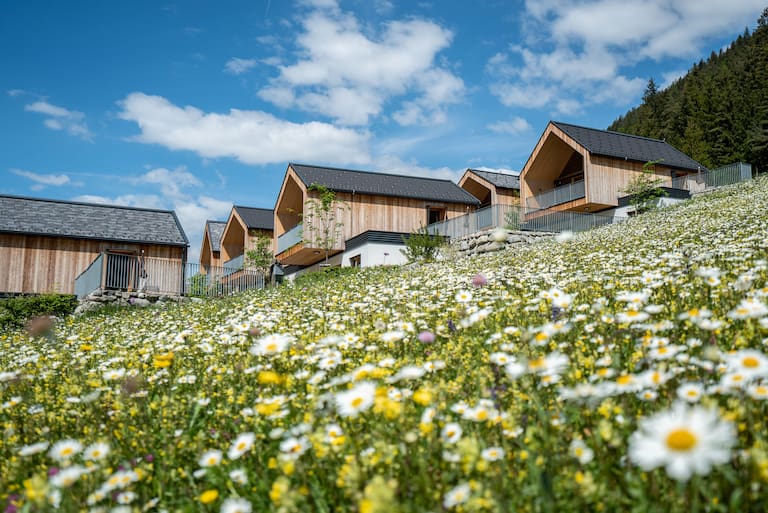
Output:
[427,207,446,225]
[349,254,361,267]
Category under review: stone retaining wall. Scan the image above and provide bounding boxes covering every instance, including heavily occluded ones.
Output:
[451,229,554,258]
[76,289,199,315]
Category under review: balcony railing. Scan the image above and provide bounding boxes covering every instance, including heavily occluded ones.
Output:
[427,203,627,239]
[527,180,585,210]
[74,252,265,299]
[669,162,752,193]
[277,224,303,254]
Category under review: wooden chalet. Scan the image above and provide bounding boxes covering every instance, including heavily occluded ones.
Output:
[458,168,520,208]
[199,220,226,270]
[273,163,480,270]
[520,121,706,214]
[219,206,274,268]
[0,195,188,295]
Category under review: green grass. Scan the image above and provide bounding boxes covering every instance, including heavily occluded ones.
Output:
[2,177,768,512]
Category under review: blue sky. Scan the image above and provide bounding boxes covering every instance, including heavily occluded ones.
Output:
[1,0,763,260]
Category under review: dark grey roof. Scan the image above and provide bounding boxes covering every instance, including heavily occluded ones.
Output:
[233,206,274,231]
[552,121,706,172]
[205,220,227,252]
[0,195,188,246]
[290,163,480,205]
[466,169,520,190]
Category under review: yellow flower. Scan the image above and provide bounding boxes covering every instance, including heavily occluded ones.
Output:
[199,489,219,504]
[412,388,433,406]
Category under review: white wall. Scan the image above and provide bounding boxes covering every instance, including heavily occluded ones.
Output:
[284,242,407,280]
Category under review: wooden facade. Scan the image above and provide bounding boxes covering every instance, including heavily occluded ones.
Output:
[274,165,474,267]
[520,122,702,213]
[0,234,185,295]
[220,208,273,265]
[458,170,520,208]
[199,227,222,270]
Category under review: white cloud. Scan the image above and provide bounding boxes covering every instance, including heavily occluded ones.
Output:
[372,154,463,182]
[257,6,463,126]
[490,0,763,114]
[10,168,71,187]
[487,117,532,135]
[224,57,258,75]
[24,100,92,140]
[117,92,370,166]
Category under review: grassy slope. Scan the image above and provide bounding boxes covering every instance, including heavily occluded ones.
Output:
[2,177,768,512]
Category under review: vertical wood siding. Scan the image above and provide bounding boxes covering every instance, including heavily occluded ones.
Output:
[0,235,184,294]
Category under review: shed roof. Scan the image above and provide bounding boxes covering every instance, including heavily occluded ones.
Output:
[205,220,227,252]
[233,206,274,231]
[0,195,188,246]
[290,163,480,205]
[466,169,520,190]
[552,121,706,172]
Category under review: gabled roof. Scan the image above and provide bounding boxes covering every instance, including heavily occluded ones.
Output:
[552,121,706,172]
[290,163,480,205]
[233,206,274,231]
[205,220,227,252]
[0,195,188,246]
[466,169,520,190]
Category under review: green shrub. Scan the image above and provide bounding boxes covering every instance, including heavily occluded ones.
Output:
[292,265,361,288]
[0,293,78,330]
[401,225,445,263]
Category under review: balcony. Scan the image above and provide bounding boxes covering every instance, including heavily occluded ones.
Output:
[277,223,303,253]
[526,180,585,210]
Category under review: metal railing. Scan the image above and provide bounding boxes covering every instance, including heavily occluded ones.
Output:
[277,224,303,253]
[427,204,627,239]
[526,180,585,210]
[669,162,752,192]
[74,252,265,299]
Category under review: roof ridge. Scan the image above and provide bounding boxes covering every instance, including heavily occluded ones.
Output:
[290,162,457,184]
[233,205,273,212]
[0,193,176,215]
[552,120,674,145]
[206,219,227,225]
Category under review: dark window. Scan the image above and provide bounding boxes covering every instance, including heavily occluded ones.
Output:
[349,254,361,267]
[427,208,446,225]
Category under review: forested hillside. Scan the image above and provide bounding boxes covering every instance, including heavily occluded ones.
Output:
[609,8,768,172]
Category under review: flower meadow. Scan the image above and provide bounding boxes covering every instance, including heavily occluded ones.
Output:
[3,177,768,512]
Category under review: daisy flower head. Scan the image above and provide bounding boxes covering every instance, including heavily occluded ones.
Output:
[334,381,376,417]
[228,432,255,460]
[725,349,768,380]
[441,422,463,444]
[481,447,505,461]
[279,436,310,459]
[728,298,768,320]
[676,382,704,403]
[83,441,110,461]
[221,497,252,513]
[455,290,473,304]
[628,402,736,481]
[443,482,471,509]
[250,333,293,356]
[569,439,594,464]
[49,439,83,462]
[19,441,49,456]
[198,449,223,468]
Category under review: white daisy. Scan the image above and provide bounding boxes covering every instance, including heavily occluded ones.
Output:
[227,432,255,460]
[569,439,594,464]
[198,449,223,467]
[628,402,736,481]
[49,439,83,462]
[443,482,471,509]
[250,333,293,356]
[480,447,505,461]
[441,422,463,444]
[334,382,376,417]
[83,441,110,461]
[220,497,252,513]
